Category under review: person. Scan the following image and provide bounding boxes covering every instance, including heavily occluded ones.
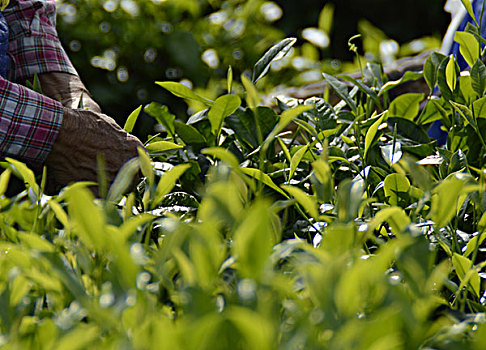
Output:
[0,0,143,194]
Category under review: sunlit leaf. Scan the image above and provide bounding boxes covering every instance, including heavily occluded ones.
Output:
[156,81,213,106]
[124,105,142,132]
[208,94,241,135]
[252,37,297,83]
[282,184,319,219]
[455,31,480,68]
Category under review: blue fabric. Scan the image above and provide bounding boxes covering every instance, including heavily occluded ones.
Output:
[0,11,8,79]
[428,0,486,145]
[450,0,486,71]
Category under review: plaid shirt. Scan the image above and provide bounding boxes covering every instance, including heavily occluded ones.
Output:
[0,0,76,167]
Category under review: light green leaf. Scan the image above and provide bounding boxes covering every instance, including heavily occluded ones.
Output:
[430,175,465,228]
[388,93,424,120]
[208,94,242,135]
[459,0,478,26]
[152,163,191,209]
[202,147,240,168]
[48,199,69,227]
[123,105,142,132]
[232,201,277,278]
[0,168,11,196]
[451,101,475,126]
[138,147,154,186]
[473,96,486,119]
[65,185,106,250]
[240,167,288,198]
[446,56,457,91]
[368,207,411,235]
[455,31,480,68]
[107,158,140,203]
[156,81,213,106]
[384,173,411,206]
[146,141,183,153]
[289,146,308,180]
[241,74,260,108]
[379,71,424,96]
[5,158,39,193]
[282,185,319,219]
[262,105,314,151]
[227,66,233,93]
[364,113,386,160]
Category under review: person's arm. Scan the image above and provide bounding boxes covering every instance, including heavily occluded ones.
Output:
[3,0,76,80]
[0,75,63,169]
[4,0,100,111]
[1,0,143,193]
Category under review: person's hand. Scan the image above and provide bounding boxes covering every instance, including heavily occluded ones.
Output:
[45,108,144,194]
[37,72,102,112]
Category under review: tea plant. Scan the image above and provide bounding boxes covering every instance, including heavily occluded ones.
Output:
[3,5,486,349]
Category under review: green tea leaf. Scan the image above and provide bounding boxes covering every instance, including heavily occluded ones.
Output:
[240,167,288,198]
[430,175,465,228]
[252,37,297,83]
[445,56,458,92]
[144,103,176,136]
[227,66,233,93]
[437,56,454,101]
[289,146,308,180]
[241,74,260,108]
[0,168,11,196]
[364,113,385,160]
[107,158,140,203]
[146,141,183,153]
[384,173,411,206]
[65,185,106,250]
[471,59,486,96]
[388,93,424,120]
[368,207,411,235]
[138,147,154,186]
[451,101,475,126]
[6,158,39,193]
[459,0,478,26]
[262,105,314,150]
[156,81,213,106]
[152,163,191,209]
[124,105,142,132]
[454,31,480,68]
[379,71,424,96]
[282,185,319,219]
[174,121,207,146]
[423,52,447,91]
[232,200,277,278]
[318,3,335,33]
[202,147,240,168]
[323,72,357,114]
[208,94,241,135]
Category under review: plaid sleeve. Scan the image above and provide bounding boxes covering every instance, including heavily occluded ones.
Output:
[0,75,63,166]
[3,0,77,81]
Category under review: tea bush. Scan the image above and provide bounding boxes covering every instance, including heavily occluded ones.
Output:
[4,3,486,350]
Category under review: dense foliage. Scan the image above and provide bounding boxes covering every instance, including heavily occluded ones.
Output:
[4,2,486,349]
[55,0,443,134]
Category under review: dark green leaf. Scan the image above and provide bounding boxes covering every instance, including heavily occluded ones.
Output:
[252,38,297,83]
[471,59,486,96]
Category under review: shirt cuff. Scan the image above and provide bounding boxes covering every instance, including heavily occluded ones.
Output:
[0,76,63,167]
[8,35,78,81]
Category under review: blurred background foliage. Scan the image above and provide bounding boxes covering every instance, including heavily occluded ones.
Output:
[56,0,449,138]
